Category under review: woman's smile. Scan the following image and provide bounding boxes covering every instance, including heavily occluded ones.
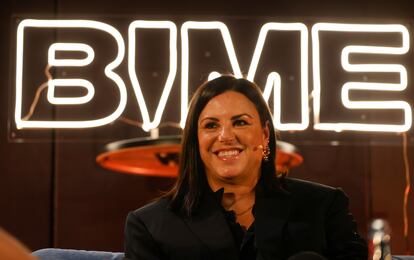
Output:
[213,146,244,161]
[216,149,241,160]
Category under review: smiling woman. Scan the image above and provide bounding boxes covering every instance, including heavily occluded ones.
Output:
[124,75,368,260]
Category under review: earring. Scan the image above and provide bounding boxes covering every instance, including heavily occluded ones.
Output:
[262,142,270,161]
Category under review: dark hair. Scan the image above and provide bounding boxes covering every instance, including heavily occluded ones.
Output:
[167,75,281,216]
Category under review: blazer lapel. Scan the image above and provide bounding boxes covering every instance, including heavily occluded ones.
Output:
[183,190,239,260]
[255,189,292,260]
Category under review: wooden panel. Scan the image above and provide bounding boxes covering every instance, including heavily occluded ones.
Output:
[0,0,55,250]
[54,142,174,251]
[370,145,414,254]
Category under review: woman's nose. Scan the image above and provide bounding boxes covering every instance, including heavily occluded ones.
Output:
[218,123,234,142]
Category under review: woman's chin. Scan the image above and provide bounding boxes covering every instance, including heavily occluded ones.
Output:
[217,170,245,182]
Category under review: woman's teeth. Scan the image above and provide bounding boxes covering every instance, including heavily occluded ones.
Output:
[217,150,240,157]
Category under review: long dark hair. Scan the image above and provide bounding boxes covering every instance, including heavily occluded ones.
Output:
[167,75,281,216]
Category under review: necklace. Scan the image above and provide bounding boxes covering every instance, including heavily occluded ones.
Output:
[235,205,254,216]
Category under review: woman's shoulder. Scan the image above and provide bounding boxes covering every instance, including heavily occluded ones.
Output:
[284,177,337,191]
[129,197,172,221]
[280,178,352,216]
[283,177,347,200]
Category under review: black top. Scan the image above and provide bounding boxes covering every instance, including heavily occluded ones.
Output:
[124,177,368,260]
[214,189,257,260]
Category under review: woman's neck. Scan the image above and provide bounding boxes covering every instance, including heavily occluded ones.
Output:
[208,175,258,197]
[208,175,258,211]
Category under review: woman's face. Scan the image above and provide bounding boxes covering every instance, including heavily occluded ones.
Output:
[197,91,269,186]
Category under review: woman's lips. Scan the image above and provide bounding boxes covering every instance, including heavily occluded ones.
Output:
[214,149,243,160]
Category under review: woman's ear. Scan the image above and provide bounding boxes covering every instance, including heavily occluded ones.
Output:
[263,121,270,144]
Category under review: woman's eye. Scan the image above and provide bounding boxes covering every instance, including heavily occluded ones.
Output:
[204,122,218,129]
[234,119,248,126]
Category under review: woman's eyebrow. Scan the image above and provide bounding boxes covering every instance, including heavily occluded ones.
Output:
[199,114,253,124]
[231,113,253,120]
[198,117,219,124]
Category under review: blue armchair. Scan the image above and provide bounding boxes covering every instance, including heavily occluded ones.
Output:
[32,248,124,260]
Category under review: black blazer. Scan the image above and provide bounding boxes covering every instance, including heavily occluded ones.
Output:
[124,178,367,260]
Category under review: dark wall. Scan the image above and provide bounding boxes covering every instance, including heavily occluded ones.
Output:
[1,0,413,255]
[0,0,54,250]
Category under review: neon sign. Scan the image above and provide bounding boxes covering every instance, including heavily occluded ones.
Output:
[15,19,412,133]
[128,21,177,132]
[312,23,411,132]
[15,19,127,129]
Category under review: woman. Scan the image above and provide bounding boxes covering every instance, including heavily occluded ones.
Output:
[124,75,368,260]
